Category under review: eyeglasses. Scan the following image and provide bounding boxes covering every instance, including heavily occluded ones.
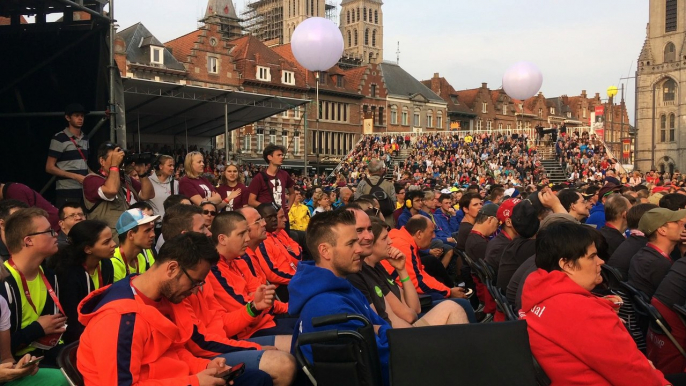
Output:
[202,210,217,216]
[180,266,205,288]
[365,207,380,217]
[250,217,265,226]
[27,229,57,238]
[62,213,85,220]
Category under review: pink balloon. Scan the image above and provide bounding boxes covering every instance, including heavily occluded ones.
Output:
[291,17,344,72]
[502,61,543,100]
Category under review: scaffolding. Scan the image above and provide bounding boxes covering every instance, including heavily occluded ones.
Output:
[241,0,283,44]
[325,0,337,24]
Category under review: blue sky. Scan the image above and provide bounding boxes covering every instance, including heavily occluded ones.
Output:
[115,0,647,122]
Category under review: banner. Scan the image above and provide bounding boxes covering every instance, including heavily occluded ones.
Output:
[592,105,605,139]
[363,118,373,134]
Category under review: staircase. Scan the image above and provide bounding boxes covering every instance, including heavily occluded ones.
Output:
[537,145,567,184]
[385,148,411,180]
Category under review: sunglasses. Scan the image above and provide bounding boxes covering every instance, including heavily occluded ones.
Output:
[202,210,217,216]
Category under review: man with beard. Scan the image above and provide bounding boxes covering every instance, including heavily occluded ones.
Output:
[77,232,272,385]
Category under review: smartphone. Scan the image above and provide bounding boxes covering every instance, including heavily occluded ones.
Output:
[222,363,245,382]
[22,356,44,368]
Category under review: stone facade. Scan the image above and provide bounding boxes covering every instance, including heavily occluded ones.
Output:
[339,0,384,64]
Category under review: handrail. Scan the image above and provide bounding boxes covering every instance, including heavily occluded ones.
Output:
[327,135,366,179]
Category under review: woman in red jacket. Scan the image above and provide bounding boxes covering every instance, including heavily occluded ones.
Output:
[521,221,671,386]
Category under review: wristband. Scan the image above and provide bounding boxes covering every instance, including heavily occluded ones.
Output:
[246,302,257,317]
[400,276,411,283]
[224,197,230,203]
[109,166,119,171]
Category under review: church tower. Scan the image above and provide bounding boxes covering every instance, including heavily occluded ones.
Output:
[339,0,383,64]
[635,0,685,173]
[283,0,327,44]
[202,0,242,39]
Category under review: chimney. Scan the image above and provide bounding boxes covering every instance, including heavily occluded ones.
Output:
[481,82,487,89]
[581,90,587,98]
[433,73,439,79]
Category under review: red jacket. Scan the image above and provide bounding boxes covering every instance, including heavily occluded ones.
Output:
[207,254,287,339]
[521,269,669,386]
[274,229,303,260]
[381,228,450,299]
[77,278,209,386]
[253,234,299,286]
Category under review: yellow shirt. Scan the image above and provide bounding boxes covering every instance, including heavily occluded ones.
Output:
[89,262,101,291]
[288,202,311,231]
[111,248,155,282]
[4,262,46,355]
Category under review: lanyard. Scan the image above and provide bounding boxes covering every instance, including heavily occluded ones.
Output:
[120,250,137,275]
[68,136,87,162]
[83,262,103,293]
[7,259,64,315]
[646,243,670,260]
[470,230,486,239]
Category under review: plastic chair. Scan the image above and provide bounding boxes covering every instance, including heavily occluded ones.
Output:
[632,297,686,360]
[294,313,383,386]
[57,340,83,386]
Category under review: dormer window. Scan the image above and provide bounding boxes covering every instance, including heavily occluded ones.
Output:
[150,46,164,65]
[257,66,271,81]
[281,70,295,85]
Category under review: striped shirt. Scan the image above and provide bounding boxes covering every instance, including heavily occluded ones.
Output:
[48,128,89,195]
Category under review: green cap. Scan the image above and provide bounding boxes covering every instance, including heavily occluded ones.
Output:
[638,208,686,235]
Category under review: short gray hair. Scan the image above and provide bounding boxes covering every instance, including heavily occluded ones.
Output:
[368,159,386,174]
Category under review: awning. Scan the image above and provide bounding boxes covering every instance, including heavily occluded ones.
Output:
[122,78,310,138]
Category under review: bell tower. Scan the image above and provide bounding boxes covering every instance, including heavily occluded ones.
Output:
[339,0,383,64]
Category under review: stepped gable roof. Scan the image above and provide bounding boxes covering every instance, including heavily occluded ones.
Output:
[379,62,444,103]
[118,23,186,71]
[230,35,306,88]
[420,76,474,115]
[638,37,654,63]
[452,87,481,110]
[165,29,203,63]
[344,65,369,93]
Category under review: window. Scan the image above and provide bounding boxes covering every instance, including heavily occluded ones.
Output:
[506,124,511,130]
[664,78,677,102]
[371,84,376,97]
[294,106,300,118]
[661,115,667,142]
[391,105,398,124]
[257,66,271,81]
[538,108,542,117]
[482,102,487,113]
[550,107,555,115]
[413,110,420,127]
[401,107,408,125]
[256,128,264,151]
[567,112,572,118]
[318,101,349,122]
[427,111,433,128]
[282,109,289,118]
[476,119,482,130]
[670,113,676,141]
[498,123,503,130]
[378,107,384,125]
[666,0,677,32]
[665,42,676,62]
[354,29,358,46]
[347,10,350,24]
[502,104,507,115]
[372,30,376,47]
[369,52,373,63]
[336,75,344,87]
[242,134,251,151]
[356,7,360,21]
[207,56,218,74]
[281,70,294,85]
[347,31,351,47]
[582,107,586,118]
[437,114,442,129]
[365,29,369,45]
[293,131,300,155]
[150,47,164,65]
[374,10,378,24]
[363,7,367,21]
[517,120,523,130]
[269,129,277,145]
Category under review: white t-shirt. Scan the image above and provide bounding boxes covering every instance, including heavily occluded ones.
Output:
[0,296,10,331]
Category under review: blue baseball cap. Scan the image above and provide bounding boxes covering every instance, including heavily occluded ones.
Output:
[116,209,159,235]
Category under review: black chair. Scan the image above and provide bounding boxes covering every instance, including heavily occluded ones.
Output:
[487,280,518,321]
[294,313,383,386]
[620,282,652,351]
[632,297,686,360]
[57,340,83,386]
[600,264,624,290]
[387,320,548,386]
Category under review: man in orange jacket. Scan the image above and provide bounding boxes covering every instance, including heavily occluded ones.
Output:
[77,232,271,386]
[253,204,299,292]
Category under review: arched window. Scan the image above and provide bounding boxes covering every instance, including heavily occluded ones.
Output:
[664,78,677,102]
[347,10,350,24]
[369,52,373,63]
[354,29,358,46]
[665,42,676,62]
[374,10,378,23]
[670,113,676,141]
[372,29,376,47]
[369,8,372,22]
[364,28,369,45]
[363,7,367,21]
[661,114,667,142]
[347,30,351,47]
[356,7,360,21]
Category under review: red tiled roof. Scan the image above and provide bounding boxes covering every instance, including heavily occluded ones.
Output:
[343,66,368,92]
[453,87,480,110]
[165,30,202,62]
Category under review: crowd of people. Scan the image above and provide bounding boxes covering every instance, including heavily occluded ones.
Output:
[2,104,686,385]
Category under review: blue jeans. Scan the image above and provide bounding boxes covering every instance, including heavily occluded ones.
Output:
[430,298,477,323]
[214,336,276,370]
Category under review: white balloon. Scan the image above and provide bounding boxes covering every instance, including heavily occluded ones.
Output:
[502,61,543,101]
[291,17,344,72]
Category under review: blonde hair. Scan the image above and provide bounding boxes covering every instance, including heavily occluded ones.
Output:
[312,191,329,207]
[184,151,203,179]
[155,155,174,177]
[220,162,244,185]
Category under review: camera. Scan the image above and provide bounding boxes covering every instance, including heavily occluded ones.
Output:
[123,151,154,165]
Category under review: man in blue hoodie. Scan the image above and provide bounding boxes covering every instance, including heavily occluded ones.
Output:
[585,184,620,229]
[288,210,391,385]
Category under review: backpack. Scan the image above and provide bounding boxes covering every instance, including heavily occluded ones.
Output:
[364,177,394,216]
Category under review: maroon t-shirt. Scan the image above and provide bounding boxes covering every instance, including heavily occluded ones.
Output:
[83,174,142,205]
[216,183,249,211]
[3,183,60,231]
[247,169,294,210]
[178,176,217,201]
